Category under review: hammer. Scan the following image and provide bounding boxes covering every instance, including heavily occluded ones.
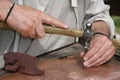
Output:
[0,22,120,49]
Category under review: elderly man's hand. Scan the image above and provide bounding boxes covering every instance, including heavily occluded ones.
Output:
[81,35,115,67]
[80,21,115,67]
[3,52,44,75]
[1,1,68,38]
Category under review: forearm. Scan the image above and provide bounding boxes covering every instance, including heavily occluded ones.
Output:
[0,0,12,21]
[92,21,110,37]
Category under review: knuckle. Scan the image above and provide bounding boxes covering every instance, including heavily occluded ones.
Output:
[28,22,33,27]
[40,32,45,38]
[85,51,94,58]
[29,33,35,38]
[37,11,44,18]
[20,25,29,32]
[23,28,29,33]
[28,17,38,28]
[36,31,45,38]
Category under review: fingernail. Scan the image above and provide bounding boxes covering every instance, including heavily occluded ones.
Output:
[83,61,88,67]
[84,57,87,60]
[84,62,91,67]
[65,25,68,28]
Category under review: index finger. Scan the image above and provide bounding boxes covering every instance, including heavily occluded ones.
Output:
[42,14,68,29]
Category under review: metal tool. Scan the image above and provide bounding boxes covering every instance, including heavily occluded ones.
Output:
[0,70,8,76]
[83,22,92,53]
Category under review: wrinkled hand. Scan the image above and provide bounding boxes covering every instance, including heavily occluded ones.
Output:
[3,52,44,75]
[6,2,68,38]
[80,34,115,67]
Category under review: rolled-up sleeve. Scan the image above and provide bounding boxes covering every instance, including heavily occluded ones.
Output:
[83,0,115,38]
[0,55,4,69]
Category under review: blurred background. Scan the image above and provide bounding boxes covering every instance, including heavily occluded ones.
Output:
[104,0,120,34]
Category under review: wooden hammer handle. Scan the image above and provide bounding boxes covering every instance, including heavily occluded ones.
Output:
[0,22,83,37]
[0,22,120,47]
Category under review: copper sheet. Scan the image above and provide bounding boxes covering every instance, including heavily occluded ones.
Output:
[0,56,120,80]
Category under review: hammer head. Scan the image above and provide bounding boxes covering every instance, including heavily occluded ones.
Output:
[80,22,93,53]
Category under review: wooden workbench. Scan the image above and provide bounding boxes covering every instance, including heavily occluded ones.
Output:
[0,43,120,80]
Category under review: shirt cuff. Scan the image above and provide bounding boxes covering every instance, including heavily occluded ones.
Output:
[0,55,5,69]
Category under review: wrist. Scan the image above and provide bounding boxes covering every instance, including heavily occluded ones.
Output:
[93,32,109,39]
[91,21,110,38]
[0,0,12,21]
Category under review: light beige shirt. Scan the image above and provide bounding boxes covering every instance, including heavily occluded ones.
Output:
[0,0,115,69]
